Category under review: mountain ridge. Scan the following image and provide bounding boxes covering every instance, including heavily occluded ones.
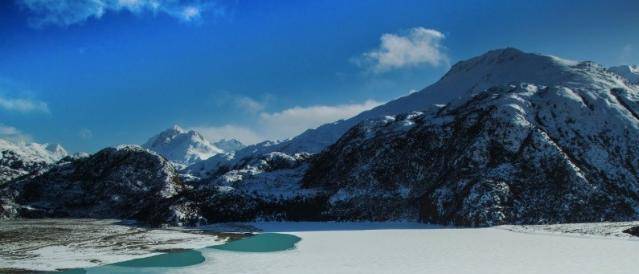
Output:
[3,48,639,227]
[0,139,68,184]
[187,48,613,177]
[142,125,224,166]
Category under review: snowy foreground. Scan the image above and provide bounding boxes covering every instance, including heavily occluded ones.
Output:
[0,219,226,272]
[1,220,639,273]
[182,222,639,274]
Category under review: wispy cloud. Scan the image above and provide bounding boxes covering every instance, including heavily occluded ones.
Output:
[234,95,266,113]
[0,124,31,142]
[17,0,227,28]
[0,95,49,113]
[193,99,382,144]
[354,27,448,73]
[258,100,382,140]
[193,124,263,145]
[0,124,20,136]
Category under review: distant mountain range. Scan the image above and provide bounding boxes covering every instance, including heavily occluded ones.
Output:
[142,125,244,167]
[0,139,67,184]
[2,48,639,227]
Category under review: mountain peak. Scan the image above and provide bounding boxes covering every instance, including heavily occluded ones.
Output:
[1,138,68,184]
[0,139,68,164]
[172,124,184,131]
[442,47,577,83]
[228,48,630,158]
[142,126,223,166]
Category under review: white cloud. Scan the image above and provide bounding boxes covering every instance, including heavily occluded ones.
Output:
[0,125,20,136]
[18,0,226,27]
[0,95,49,113]
[193,124,263,145]
[192,99,382,144]
[355,27,448,73]
[234,96,266,113]
[180,5,201,22]
[0,124,31,142]
[258,100,382,140]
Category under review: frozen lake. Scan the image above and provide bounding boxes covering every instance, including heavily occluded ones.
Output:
[57,222,639,274]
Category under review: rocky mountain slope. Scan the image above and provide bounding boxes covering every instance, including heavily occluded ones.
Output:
[0,139,68,184]
[232,48,584,155]
[189,48,596,177]
[142,125,224,166]
[0,145,201,225]
[177,48,639,226]
[304,78,639,225]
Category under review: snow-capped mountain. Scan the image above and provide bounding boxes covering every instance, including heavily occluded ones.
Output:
[0,139,68,184]
[299,49,639,225]
[0,145,201,225]
[279,48,583,154]
[609,65,639,84]
[193,48,639,226]
[3,48,639,227]
[190,48,601,176]
[142,125,223,166]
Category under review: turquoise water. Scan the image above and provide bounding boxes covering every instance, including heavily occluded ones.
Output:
[212,233,301,252]
[57,233,300,273]
[112,249,205,267]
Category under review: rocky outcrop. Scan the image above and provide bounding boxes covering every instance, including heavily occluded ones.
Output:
[188,151,328,222]
[304,82,639,226]
[0,139,68,184]
[0,150,49,185]
[623,226,639,237]
[0,146,199,225]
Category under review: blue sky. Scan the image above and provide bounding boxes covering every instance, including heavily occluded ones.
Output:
[0,0,638,153]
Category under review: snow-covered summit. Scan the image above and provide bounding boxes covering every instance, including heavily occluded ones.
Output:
[609,65,639,84]
[304,79,639,225]
[0,139,68,184]
[0,139,68,164]
[217,48,628,161]
[142,125,223,166]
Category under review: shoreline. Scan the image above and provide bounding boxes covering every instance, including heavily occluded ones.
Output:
[1,219,638,273]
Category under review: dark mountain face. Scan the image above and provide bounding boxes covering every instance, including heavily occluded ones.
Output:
[0,146,197,224]
[0,150,49,185]
[304,83,639,226]
[0,140,68,185]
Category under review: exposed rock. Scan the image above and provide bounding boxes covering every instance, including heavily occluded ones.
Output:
[304,82,639,226]
[623,226,639,237]
[0,139,68,185]
[0,146,198,225]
